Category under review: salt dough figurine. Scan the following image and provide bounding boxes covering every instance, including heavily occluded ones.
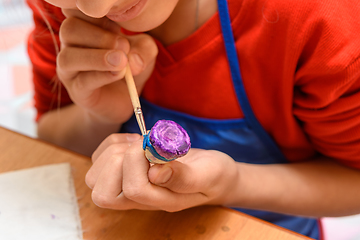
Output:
[143,120,191,164]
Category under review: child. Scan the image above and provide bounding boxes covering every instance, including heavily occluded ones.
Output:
[26,0,360,239]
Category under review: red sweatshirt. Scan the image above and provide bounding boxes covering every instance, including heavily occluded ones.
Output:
[27,0,360,168]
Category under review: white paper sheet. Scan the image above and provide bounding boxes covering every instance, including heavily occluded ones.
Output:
[0,163,83,240]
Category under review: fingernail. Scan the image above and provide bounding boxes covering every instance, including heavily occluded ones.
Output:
[129,53,144,69]
[126,134,140,142]
[156,166,173,184]
[107,51,122,66]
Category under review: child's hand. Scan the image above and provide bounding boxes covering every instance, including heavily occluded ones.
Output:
[86,134,240,212]
[57,9,158,125]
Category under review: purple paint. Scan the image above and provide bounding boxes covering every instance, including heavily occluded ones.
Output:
[149,120,191,160]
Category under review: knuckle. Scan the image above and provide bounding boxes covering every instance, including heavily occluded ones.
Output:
[59,17,77,42]
[124,145,138,160]
[108,154,125,168]
[91,191,113,208]
[74,74,87,91]
[122,186,143,201]
[85,171,95,189]
[110,143,130,155]
[56,48,71,70]
[91,150,99,162]
[61,8,76,18]
[107,133,123,145]
[107,143,121,155]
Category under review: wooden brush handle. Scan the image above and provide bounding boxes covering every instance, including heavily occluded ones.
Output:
[124,64,141,110]
[124,64,147,135]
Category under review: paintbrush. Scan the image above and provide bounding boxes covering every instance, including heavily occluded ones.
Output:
[124,65,191,164]
[124,64,147,136]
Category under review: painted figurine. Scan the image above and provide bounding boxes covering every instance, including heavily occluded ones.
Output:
[143,120,191,164]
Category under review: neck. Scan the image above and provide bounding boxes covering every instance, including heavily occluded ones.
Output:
[148,0,217,46]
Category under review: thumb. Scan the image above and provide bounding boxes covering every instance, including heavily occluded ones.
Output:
[148,164,174,184]
[148,161,201,194]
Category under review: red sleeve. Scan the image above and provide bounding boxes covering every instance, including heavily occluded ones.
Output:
[292,1,360,168]
[26,0,72,121]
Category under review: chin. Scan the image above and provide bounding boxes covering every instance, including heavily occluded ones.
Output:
[119,22,157,32]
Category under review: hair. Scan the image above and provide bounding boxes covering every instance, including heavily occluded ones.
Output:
[28,0,65,118]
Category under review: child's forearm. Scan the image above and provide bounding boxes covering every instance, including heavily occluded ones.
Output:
[227,157,360,217]
[37,104,121,156]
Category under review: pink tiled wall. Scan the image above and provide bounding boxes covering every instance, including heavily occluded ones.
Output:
[0,21,36,137]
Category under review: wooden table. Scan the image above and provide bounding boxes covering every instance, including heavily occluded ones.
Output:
[0,127,312,240]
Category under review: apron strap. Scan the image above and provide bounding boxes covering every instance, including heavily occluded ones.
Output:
[217,0,287,162]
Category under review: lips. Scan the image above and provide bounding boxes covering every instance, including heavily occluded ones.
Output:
[106,0,147,22]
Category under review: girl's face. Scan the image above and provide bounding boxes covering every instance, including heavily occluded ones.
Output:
[44,0,180,32]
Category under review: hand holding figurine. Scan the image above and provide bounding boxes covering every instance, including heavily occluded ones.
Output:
[86,133,239,212]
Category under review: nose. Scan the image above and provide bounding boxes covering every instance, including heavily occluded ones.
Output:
[75,0,117,18]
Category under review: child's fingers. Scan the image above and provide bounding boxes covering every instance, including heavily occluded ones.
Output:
[60,17,130,52]
[57,48,127,94]
[86,134,141,189]
[92,191,159,211]
[57,47,127,73]
[121,138,150,189]
[89,152,162,211]
[92,133,141,161]
[86,143,130,189]
[126,34,158,76]
[60,9,158,81]
[91,153,124,208]
[114,193,159,210]
[69,70,126,95]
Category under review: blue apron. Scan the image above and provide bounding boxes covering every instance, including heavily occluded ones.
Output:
[121,0,319,238]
